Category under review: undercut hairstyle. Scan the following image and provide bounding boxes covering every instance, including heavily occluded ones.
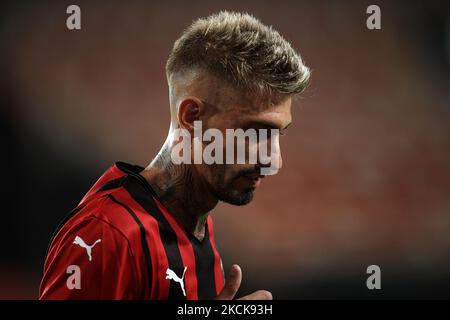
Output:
[166,11,311,100]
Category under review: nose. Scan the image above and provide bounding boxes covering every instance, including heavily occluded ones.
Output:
[257,131,282,175]
[257,150,282,169]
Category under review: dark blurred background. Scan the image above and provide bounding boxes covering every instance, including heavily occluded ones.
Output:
[0,0,449,299]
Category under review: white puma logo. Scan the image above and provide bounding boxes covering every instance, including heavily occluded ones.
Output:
[165,266,187,296]
[73,236,101,262]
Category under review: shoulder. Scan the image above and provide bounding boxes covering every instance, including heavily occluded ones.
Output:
[49,193,145,257]
[40,201,144,299]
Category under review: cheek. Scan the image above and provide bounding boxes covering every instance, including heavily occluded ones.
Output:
[218,164,233,180]
[203,163,226,185]
[223,164,248,185]
[211,164,236,184]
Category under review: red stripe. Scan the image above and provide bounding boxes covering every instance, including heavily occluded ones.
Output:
[207,216,225,295]
[113,188,170,300]
[80,164,126,205]
[154,199,199,300]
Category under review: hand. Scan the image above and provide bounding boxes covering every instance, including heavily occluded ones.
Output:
[216,264,273,300]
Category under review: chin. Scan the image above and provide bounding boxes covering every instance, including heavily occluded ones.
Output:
[218,188,255,206]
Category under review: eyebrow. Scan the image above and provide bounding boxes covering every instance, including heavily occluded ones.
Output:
[245,120,292,131]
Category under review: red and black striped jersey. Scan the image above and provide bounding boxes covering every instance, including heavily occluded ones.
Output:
[39,162,225,300]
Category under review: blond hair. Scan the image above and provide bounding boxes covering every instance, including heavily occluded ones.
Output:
[166,11,310,99]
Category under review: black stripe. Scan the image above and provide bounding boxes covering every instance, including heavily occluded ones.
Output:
[45,177,126,256]
[122,176,187,300]
[96,176,126,192]
[107,194,152,300]
[45,204,86,256]
[189,227,217,299]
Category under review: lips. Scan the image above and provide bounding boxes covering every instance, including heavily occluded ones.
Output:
[249,177,261,188]
[242,174,264,188]
[241,169,262,178]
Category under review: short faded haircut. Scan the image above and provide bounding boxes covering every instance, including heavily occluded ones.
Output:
[166,11,310,100]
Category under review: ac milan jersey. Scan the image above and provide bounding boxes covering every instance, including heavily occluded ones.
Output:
[39,162,225,300]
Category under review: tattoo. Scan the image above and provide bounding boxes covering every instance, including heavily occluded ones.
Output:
[145,145,216,241]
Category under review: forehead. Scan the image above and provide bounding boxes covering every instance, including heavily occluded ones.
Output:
[190,70,293,128]
[226,96,293,129]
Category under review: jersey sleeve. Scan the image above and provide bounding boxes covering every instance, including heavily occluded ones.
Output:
[39,216,142,300]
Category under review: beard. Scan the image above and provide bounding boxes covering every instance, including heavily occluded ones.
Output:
[216,185,255,206]
[210,165,258,206]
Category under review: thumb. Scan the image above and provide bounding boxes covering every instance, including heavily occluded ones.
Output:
[216,264,242,300]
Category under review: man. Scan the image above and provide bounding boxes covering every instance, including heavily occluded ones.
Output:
[39,11,310,300]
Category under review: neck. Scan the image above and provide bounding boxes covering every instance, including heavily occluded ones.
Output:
[139,142,218,241]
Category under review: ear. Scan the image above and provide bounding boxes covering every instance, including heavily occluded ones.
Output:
[177,96,204,132]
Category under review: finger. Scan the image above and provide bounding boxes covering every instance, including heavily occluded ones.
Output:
[237,290,273,300]
[216,264,242,300]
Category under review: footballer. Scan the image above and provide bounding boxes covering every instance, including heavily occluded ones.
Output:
[39,11,310,300]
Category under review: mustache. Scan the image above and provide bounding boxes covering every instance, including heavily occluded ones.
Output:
[236,167,261,178]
